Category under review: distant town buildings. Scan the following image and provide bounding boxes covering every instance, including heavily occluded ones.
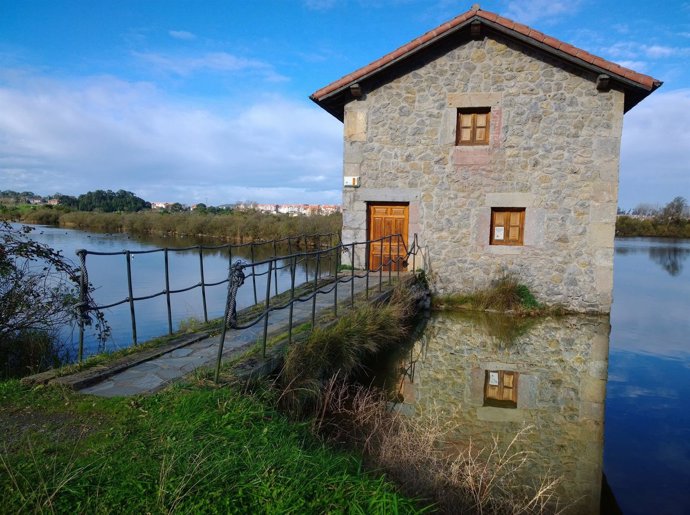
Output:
[233,203,341,216]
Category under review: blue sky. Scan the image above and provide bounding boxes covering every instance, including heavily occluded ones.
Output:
[1,0,688,208]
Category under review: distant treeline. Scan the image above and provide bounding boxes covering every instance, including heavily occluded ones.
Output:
[0,189,149,212]
[2,207,341,242]
[616,196,690,238]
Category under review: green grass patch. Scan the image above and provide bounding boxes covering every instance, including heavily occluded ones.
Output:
[433,275,564,316]
[0,379,423,514]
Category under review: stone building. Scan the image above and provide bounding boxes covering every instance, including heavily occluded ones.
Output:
[310,5,661,312]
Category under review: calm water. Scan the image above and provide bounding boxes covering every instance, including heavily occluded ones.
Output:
[380,237,690,514]
[20,224,333,360]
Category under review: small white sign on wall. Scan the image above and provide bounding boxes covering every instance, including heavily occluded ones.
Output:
[488,371,499,386]
[494,227,505,240]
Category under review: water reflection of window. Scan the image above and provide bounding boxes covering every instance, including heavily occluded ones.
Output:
[483,370,518,408]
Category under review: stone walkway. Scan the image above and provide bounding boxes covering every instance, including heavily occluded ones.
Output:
[80,274,399,397]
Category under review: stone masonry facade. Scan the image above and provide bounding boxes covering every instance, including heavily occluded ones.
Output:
[341,34,625,313]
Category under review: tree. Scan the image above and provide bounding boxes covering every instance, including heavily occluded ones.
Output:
[1,222,108,373]
[659,196,689,226]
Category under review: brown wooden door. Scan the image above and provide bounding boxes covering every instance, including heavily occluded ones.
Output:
[368,203,409,271]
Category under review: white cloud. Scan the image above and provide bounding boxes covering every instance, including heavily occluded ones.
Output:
[132,51,289,82]
[0,71,343,205]
[604,41,690,60]
[168,30,196,41]
[503,0,583,24]
[620,89,690,208]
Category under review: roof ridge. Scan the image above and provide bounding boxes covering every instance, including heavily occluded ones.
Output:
[310,6,661,102]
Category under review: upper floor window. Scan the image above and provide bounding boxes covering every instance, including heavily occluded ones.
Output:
[491,208,525,246]
[456,107,490,146]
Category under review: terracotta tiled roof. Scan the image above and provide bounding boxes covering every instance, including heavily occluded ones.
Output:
[311,5,661,104]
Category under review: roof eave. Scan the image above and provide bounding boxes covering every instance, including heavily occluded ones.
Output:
[310,15,662,119]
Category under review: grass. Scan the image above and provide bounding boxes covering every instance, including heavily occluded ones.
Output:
[433,275,565,316]
[0,378,424,514]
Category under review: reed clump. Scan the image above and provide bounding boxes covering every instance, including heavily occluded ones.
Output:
[278,287,415,415]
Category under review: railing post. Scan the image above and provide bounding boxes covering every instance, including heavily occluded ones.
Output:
[288,255,296,345]
[199,245,208,323]
[388,235,392,286]
[250,243,258,305]
[273,240,279,296]
[333,247,338,317]
[76,249,87,363]
[365,241,370,299]
[350,242,355,307]
[397,235,401,282]
[125,251,137,346]
[379,239,383,293]
[164,248,173,335]
[412,234,416,272]
[262,260,273,358]
[312,252,320,329]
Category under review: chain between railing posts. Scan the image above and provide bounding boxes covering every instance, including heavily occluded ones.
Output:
[262,260,273,358]
[76,249,87,363]
[250,243,258,305]
[312,252,320,329]
[215,261,245,382]
[125,250,138,346]
[164,248,173,335]
[198,246,208,323]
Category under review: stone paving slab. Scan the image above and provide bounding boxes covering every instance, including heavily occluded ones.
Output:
[79,274,403,397]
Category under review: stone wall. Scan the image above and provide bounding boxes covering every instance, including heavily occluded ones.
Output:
[341,34,624,312]
[394,312,610,514]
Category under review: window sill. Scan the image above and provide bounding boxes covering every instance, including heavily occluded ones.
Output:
[487,245,524,255]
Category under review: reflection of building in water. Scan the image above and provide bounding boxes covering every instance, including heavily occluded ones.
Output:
[396,312,610,514]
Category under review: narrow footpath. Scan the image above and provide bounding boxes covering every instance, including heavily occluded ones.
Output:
[79,274,399,397]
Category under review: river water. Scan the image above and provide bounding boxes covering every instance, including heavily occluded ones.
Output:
[18,224,334,359]
[19,225,690,512]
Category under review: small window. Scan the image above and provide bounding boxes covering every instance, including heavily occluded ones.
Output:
[456,107,490,145]
[491,208,525,246]
[484,370,518,408]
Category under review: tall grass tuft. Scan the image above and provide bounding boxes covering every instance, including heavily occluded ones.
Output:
[279,287,415,415]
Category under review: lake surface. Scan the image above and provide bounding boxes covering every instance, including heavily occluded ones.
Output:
[19,224,335,360]
[379,237,690,514]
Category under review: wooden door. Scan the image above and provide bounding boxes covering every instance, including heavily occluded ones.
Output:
[368,203,409,271]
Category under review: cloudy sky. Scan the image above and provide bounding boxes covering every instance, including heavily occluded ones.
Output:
[1,0,688,208]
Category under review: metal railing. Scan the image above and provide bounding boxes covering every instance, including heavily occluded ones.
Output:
[74,232,340,362]
[213,233,421,381]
